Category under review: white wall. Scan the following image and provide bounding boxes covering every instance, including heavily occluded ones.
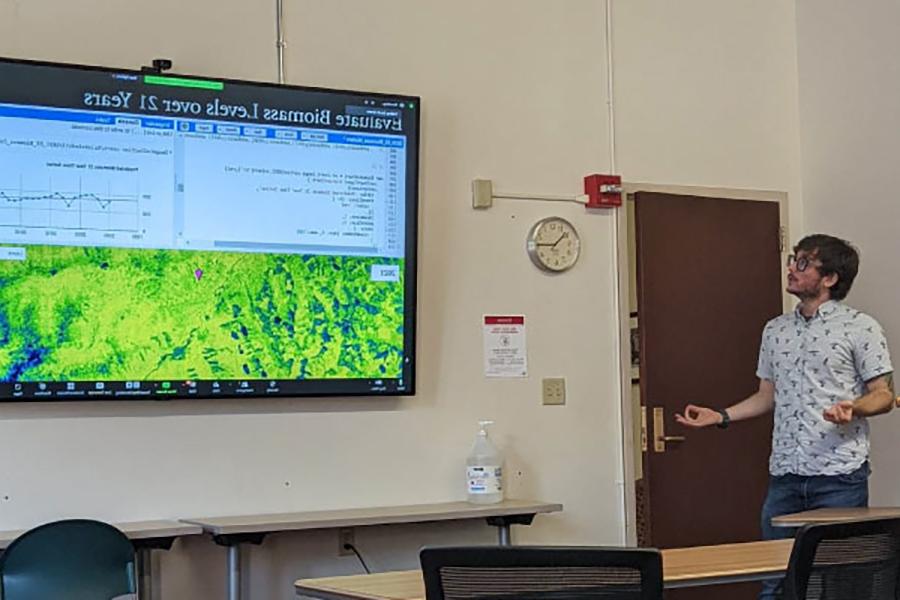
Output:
[612,0,804,235]
[795,0,900,505]
[0,1,620,598]
[0,1,805,598]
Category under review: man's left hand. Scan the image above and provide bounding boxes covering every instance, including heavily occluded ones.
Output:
[824,400,855,424]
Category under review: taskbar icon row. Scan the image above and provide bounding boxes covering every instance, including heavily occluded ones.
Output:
[1,378,409,399]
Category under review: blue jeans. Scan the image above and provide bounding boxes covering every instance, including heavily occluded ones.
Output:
[758,462,870,600]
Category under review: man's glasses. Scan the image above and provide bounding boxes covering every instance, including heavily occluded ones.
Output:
[786,254,819,272]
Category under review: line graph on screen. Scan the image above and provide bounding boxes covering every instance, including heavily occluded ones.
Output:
[0,179,144,234]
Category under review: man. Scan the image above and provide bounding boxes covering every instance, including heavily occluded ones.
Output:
[675,234,894,599]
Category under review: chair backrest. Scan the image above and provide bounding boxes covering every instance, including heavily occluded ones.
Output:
[782,517,900,600]
[0,519,136,600]
[420,546,663,600]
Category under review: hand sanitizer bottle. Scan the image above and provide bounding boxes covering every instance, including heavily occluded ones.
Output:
[466,420,503,504]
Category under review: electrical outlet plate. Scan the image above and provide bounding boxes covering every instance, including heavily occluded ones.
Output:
[542,377,566,405]
[472,179,493,209]
[338,528,354,556]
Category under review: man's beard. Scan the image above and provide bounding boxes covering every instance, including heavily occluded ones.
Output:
[789,281,823,301]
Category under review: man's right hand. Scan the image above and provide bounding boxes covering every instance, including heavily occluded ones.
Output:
[674,404,723,428]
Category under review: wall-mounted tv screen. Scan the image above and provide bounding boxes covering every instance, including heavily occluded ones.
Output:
[0,58,418,400]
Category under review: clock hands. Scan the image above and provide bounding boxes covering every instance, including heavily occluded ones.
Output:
[536,232,568,248]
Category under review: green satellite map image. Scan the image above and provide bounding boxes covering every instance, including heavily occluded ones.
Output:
[0,245,405,382]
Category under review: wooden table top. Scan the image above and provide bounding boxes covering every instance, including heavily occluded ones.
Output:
[183,499,563,536]
[662,539,793,587]
[0,519,203,548]
[294,538,795,598]
[771,506,900,527]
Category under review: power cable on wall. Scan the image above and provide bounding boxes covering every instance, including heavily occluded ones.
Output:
[344,543,371,574]
[276,0,286,84]
[604,0,630,547]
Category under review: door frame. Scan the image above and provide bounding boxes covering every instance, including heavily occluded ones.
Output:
[614,182,791,545]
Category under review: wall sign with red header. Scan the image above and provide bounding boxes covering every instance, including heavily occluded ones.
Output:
[483,315,527,378]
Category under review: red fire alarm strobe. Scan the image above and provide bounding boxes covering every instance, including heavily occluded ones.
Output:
[584,174,622,208]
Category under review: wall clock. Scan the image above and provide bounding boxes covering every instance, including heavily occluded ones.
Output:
[526,216,581,272]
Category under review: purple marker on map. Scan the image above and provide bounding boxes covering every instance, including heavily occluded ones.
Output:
[194,268,203,281]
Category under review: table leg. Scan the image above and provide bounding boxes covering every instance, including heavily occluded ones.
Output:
[228,543,242,600]
[485,514,535,546]
[497,524,511,546]
[131,536,177,600]
[211,532,265,600]
[136,547,153,600]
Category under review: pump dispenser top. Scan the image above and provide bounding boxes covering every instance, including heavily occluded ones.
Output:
[466,420,503,504]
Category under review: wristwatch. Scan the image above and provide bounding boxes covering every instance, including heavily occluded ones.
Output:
[716,408,731,429]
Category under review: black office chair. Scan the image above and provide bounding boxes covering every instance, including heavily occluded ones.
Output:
[420,546,662,600]
[782,517,900,600]
[0,519,137,600]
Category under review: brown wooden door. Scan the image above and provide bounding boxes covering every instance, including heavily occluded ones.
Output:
[634,192,783,599]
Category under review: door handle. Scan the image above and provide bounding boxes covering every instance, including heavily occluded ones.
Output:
[653,407,686,452]
[640,406,648,452]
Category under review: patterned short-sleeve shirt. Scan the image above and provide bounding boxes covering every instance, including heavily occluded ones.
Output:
[757,300,893,476]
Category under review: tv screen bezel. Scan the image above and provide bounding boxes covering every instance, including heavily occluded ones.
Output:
[0,56,420,401]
